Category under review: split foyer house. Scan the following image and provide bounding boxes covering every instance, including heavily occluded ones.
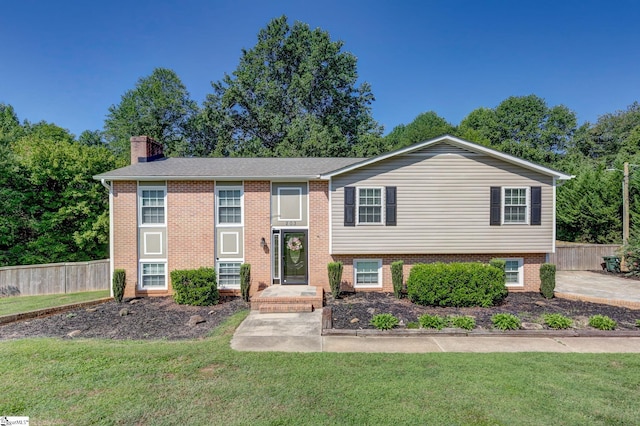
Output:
[94,135,572,299]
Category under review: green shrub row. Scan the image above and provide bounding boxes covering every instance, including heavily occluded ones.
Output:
[418,314,476,330]
[171,267,219,306]
[407,262,507,307]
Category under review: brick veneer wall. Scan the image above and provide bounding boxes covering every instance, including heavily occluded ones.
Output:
[244,181,272,295]
[166,181,216,293]
[112,181,138,298]
[331,253,546,293]
[308,180,331,289]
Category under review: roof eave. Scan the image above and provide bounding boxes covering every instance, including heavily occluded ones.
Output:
[93,174,326,181]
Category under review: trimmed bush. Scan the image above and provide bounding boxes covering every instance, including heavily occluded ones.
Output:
[240,263,251,302]
[328,261,343,299]
[543,313,573,329]
[489,258,506,272]
[418,313,448,330]
[112,269,126,303]
[540,263,556,299]
[588,314,617,330]
[636,319,640,328]
[391,260,404,299]
[370,313,399,330]
[171,267,219,306]
[491,313,521,330]
[407,262,507,307]
[450,315,476,331]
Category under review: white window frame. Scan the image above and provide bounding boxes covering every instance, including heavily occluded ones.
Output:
[353,259,383,288]
[217,261,242,289]
[356,187,384,225]
[139,261,168,290]
[216,186,244,226]
[138,185,167,227]
[502,187,529,225]
[503,258,524,287]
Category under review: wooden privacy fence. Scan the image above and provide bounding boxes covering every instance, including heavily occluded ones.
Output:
[549,244,620,271]
[0,259,109,297]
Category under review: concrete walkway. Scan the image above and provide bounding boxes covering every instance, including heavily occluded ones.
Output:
[556,270,640,309]
[231,310,640,353]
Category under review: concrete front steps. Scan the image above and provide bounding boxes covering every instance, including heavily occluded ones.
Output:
[250,285,323,313]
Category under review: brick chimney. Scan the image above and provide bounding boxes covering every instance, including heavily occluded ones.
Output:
[130,136,164,164]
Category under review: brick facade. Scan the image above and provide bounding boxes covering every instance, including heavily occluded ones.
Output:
[112,181,138,298]
[331,253,546,293]
[243,181,272,295]
[308,181,332,289]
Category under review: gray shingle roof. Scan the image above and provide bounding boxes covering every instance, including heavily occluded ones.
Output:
[94,157,365,180]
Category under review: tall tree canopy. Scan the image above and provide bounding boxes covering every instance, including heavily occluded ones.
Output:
[201,15,381,157]
[104,68,198,162]
[383,111,456,153]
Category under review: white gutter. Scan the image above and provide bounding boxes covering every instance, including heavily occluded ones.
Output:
[100,179,114,298]
[94,175,328,181]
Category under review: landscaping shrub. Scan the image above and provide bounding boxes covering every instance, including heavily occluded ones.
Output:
[489,258,506,272]
[240,263,251,302]
[407,262,507,307]
[370,313,399,330]
[328,261,343,299]
[621,237,640,275]
[418,313,448,330]
[543,313,573,329]
[171,267,219,306]
[112,269,126,303]
[450,315,476,331]
[391,260,404,299]
[491,313,521,330]
[636,319,640,328]
[540,263,556,299]
[588,314,617,330]
[406,321,419,329]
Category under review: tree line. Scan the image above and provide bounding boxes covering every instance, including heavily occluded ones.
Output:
[1,15,639,266]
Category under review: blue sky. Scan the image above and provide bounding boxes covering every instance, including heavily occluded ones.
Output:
[1,0,639,137]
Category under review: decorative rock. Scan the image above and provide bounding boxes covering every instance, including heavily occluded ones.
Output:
[521,322,544,330]
[67,330,82,338]
[187,315,206,327]
[119,308,129,316]
[86,307,98,312]
[129,299,140,305]
[208,310,215,315]
[366,307,376,315]
[350,318,360,323]
[534,301,547,307]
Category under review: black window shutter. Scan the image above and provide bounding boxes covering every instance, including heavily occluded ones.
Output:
[344,186,355,226]
[531,186,542,225]
[490,187,501,226]
[385,186,397,226]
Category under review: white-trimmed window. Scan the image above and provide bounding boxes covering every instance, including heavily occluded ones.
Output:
[354,259,382,288]
[139,188,166,225]
[503,187,528,224]
[218,262,241,289]
[217,188,242,225]
[503,258,524,287]
[140,262,166,289]
[357,188,383,224]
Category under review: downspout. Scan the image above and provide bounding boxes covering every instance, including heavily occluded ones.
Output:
[101,179,115,298]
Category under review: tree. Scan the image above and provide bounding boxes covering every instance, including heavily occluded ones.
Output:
[201,15,381,157]
[384,111,455,152]
[458,95,577,165]
[104,68,198,161]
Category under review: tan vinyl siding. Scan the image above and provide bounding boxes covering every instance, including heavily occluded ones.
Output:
[331,142,554,254]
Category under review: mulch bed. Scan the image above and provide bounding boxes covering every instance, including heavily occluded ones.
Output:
[327,292,640,331]
[0,297,249,341]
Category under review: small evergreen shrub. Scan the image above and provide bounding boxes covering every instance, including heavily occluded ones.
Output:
[391,260,404,299]
[491,313,521,330]
[543,313,573,329]
[370,313,399,330]
[450,315,476,331]
[406,321,419,329]
[636,319,640,328]
[171,267,219,306]
[112,269,126,303]
[540,263,556,299]
[407,262,507,307]
[328,262,343,299]
[240,263,251,302]
[588,315,617,330]
[418,313,448,330]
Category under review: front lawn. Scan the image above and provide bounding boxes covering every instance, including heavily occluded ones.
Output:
[0,290,109,316]
[1,312,638,425]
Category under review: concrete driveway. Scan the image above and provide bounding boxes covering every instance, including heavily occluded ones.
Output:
[555,270,640,309]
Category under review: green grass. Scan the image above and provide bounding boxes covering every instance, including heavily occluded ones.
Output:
[1,312,639,425]
[0,290,109,316]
